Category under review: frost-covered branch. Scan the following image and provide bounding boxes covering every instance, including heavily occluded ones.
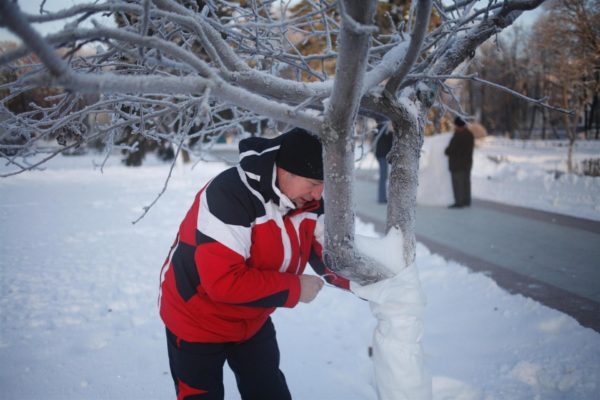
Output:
[430,0,547,77]
[131,130,185,225]
[0,2,324,139]
[0,0,71,79]
[384,0,433,94]
[410,72,573,115]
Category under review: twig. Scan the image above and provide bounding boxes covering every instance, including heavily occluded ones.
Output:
[410,73,573,115]
[131,136,185,224]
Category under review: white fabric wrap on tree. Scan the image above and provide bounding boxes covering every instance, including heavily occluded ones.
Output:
[352,230,432,400]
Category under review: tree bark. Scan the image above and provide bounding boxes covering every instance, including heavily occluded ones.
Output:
[387,107,423,267]
[322,0,393,285]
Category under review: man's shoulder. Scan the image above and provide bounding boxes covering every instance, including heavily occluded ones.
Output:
[210,167,242,189]
[205,167,265,224]
[457,130,473,141]
[207,167,257,204]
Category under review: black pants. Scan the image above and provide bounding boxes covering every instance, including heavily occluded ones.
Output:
[451,170,471,206]
[166,318,291,400]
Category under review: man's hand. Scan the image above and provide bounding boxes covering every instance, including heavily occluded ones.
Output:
[299,275,324,303]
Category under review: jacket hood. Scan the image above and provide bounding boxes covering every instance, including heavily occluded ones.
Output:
[237,136,286,207]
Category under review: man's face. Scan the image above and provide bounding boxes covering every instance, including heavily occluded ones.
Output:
[277,168,324,208]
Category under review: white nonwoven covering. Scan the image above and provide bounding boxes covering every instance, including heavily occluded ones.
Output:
[352,229,432,400]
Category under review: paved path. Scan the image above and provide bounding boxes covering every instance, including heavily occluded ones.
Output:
[354,173,600,333]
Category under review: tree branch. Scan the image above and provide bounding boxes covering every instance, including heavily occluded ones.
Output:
[410,73,573,115]
[384,0,434,94]
[0,0,71,78]
[430,0,547,77]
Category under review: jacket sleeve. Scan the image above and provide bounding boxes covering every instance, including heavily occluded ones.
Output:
[194,176,301,308]
[307,214,351,290]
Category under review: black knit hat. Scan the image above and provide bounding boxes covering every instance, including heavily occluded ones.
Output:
[454,116,466,127]
[276,128,323,180]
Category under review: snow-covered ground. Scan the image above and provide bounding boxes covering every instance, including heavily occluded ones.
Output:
[472,137,600,221]
[1,139,599,399]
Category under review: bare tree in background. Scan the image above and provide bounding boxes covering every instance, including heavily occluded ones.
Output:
[463,30,532,138]
[461,0,599,147]
[531,0,599,171]
[0,0,550,397]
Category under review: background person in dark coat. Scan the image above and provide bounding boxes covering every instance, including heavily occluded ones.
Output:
[374,120,393,203]
[444,117,475,208]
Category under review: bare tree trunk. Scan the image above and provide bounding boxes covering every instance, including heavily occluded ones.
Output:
[588,94,599,139]
[562,85,577,173]
[528,106,537,139]
[322,0,393,285]
[181,149,191,163]
[386,105,423,266]
[542,107,550,140]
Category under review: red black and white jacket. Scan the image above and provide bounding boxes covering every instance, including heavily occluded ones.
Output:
[159,135,350,343]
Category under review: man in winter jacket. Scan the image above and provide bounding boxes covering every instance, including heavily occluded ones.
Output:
[159,128,351,400]
[444,116,475,208]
